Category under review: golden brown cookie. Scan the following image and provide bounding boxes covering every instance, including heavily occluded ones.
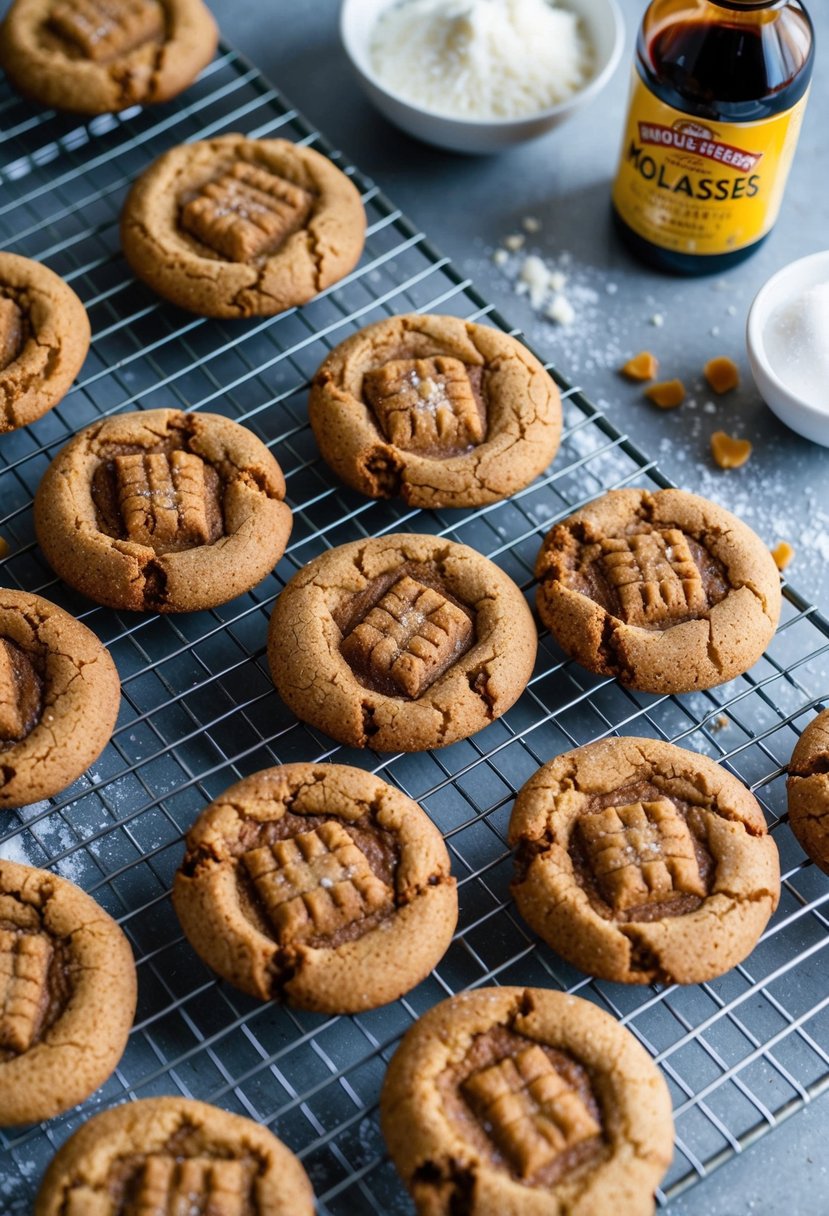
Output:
[0,859,136,1126]
[173,762,458,1013]
[787,707,829,874]
[0,588,120,810]
[0,0,218,115]
[535,487,781,694]
[268,533,537,752]
[34,408,292,613]
[121,134,366,318]
[381,986,674,1216]
[0,252,90,434]
[509,737,780,985]
[308,314,562,508]
[34,1096,315,1215]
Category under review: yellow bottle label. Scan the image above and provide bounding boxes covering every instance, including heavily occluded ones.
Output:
[612,72,810,257]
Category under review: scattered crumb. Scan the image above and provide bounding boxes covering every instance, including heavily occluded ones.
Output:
[771,541,795,571]
[712,715,729,731]
[645,379,686,409]
[492,248,508,267]
[503,233,525,251]
[650,313,665,328]
[711,430,752,469]
[545,294,575,326]
[704,355,740,394]
[620,351,659,382]
[522,216,541,233]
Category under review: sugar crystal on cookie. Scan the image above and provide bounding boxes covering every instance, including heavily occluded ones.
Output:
[364,356,485,453]
[181,162,314,262]
[126,1155,252,1216]
[462,1044,601,1178]
[341,574,473,698]
[48,0,164,63]
[600,528,707,627]
[0,930,53,1054]
[577,799,705,912]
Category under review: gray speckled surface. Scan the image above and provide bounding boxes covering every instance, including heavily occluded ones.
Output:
[205,1,829,1211]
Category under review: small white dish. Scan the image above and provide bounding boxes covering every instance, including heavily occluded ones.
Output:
[746,251,829,448]
[340,0,625,155]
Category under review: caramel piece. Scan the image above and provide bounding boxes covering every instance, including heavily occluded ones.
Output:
[463,1044,600,1178]
[0,297,23,372]
[577,799,705,912]
[242,821,391,946]
[644,379,686,409]
[600,528,706,628]
[127,1155,248,1216]
[711,430,752,469]
[704,356,740,395]
[114,450,212,552]
[620,351,659,382]
[364,357,485,453]
[341,575,473,698]
[0,930,53,1054]
[0,536,8,560]
[771,542,794,572]
[181,162,314,263]
[48,0,164,63]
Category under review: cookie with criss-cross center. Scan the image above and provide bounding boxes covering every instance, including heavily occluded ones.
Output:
[0,0,218,115]
[534,487,781,694]
[121,134,366,317]
[173,763,458,1013]
[787,707,829,874]
[267,533,537,752]
[508,737,780,985]
[0,588,120,810]
[34,1096,315,1215]
[308,313,562,508]
[34,408,292,613]
[0,252,89,434]
[380,986,674,1216]
[0,859,136,1126]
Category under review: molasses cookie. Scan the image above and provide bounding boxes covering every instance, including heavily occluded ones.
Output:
[34,1096,315,1215]
[173,763,458,1012]
[121,134,366,318]
[535,487,781,694]
[0,0,218,115]
[34,408,292,613]
[787,707,829,874]
[0,252,90,434]
[381,986,673,1216]
[0,859,136,1126]
[509,737,780,985]
[0,588,120,810]
[268,534,537,752]
[308,314,562,508]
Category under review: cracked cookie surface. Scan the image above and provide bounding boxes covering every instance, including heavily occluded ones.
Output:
[0,588,120,809]
[120,134,366,318]
[267,533,537,752]
[309,314,562,508]
[535,487,781,694]
[380,986,673,1216]
[34,407,292,612]
[34,1095,314,1215]
[508,737,780,985]
[173,762,458,1012]
[0,858,136,1125]
[787,708,829,875]
[0,252,90,434]
[0,0,217,115]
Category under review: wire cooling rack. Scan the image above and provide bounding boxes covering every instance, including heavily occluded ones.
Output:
[1,43,828,1215]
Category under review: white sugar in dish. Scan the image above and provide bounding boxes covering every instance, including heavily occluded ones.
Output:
[369,0,594,120]
[763,282,829,413]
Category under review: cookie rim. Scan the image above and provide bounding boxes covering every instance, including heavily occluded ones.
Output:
[787,707,829,875]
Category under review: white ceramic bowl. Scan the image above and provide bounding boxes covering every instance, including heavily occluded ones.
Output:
[746,251,829,448]
[340,0,625,154]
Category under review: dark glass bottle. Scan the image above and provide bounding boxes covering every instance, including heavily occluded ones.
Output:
[611,0,815,275]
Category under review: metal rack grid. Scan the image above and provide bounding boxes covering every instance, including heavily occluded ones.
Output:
[1,44,828,1215]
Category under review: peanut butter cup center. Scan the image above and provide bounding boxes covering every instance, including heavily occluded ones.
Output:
[46,0,165,63]
[0,921,73,1060]
[363,356,487,457]
[179,162,315,263]
[109,1141,260,1214]
[0,295,24,373]
[0,638,43,749]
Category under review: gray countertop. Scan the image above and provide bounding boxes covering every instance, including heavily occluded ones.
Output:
[208,2,829,1212]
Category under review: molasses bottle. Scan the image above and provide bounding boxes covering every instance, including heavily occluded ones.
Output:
[612,0,815,274]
